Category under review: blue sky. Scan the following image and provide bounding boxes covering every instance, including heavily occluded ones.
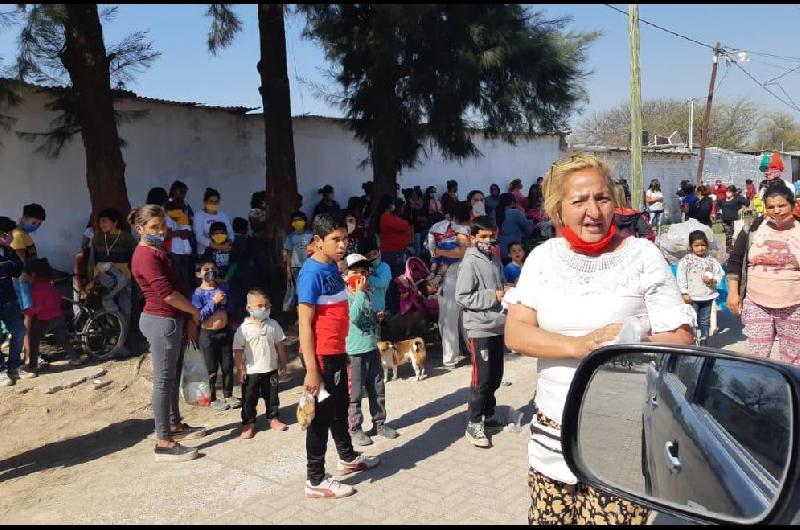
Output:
[2,4,799,131]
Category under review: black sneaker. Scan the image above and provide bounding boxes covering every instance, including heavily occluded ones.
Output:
[484,415,506,435]
[154,442,198,463]
[170,424,207,441]
[367,424,399,439]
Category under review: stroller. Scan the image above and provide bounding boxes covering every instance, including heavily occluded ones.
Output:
[384,257,439,342]
[395,257,439,320]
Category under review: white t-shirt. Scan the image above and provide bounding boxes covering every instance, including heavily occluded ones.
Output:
[504,237,694,484]
[193,210,234,256]
[233,318,286,374]
[646,190,664,212]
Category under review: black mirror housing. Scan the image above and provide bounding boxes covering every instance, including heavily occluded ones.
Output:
[562,343,800,525]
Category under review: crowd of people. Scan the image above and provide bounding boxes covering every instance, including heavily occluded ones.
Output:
[2,150,800,523]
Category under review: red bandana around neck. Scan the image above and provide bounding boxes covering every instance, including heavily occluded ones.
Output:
[562,222,618,256]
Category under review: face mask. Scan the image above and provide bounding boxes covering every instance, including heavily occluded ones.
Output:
[475,240,497,256]
[472,202,486,217]
[250,308,270,320]
[22,223,39,234]
[205,204,220,214]
[212,234,228,244]
[347,221,357,234]
[143,233,165,246]
[291,220,306,232]
[202,270,218,282]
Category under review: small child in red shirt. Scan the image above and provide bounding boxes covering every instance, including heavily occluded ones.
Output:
[18,258,84,378]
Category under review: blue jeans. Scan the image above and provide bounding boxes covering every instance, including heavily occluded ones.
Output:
[139,314,185,440]
[693,300,714,340]
[649,210,663,236]
[0,301,24,372]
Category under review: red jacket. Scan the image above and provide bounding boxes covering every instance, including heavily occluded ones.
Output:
[379,212,412,252]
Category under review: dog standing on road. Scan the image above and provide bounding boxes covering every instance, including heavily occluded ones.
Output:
[378,338,427,382]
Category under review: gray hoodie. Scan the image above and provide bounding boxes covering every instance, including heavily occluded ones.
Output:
[455,246,506,338]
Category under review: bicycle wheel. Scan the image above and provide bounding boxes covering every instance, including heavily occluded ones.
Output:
[81,310,126,361]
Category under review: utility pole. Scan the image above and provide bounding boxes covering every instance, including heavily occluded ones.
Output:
[629,4,643,211]
[688,98,694,150]
[696,43,722,185]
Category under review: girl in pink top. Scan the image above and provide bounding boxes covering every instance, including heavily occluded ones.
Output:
[21,258,84,377]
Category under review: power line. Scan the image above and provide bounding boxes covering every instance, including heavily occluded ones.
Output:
[602,4,716,51]
[724,52,800,113]
[603,4,800,114]
[765,63,800,85]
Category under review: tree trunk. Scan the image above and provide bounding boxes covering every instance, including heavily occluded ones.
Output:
[370,134,398,210]
[258,4,298,322]
[60,4,131,223]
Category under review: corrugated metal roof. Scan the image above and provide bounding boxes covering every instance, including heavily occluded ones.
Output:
[572,144,695,156]
[1,77,259,114]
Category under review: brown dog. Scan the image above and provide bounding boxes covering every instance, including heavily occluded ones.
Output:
[378,338,427,382]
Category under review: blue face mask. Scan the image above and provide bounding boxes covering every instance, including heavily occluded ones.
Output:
[250,309,270,320]
[22,223,39,234]
[144,233,166,246]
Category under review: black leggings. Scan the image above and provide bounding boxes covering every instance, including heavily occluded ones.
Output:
[199,328,234,401]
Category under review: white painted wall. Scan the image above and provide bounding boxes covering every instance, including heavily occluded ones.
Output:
[0,88,563,270]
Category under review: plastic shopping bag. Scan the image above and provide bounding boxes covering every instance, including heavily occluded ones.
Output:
[283,279,297,313]
[181,341,212,407]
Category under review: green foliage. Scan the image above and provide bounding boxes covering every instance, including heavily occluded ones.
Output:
[206,4,243,55]
[6,4,158,155]
[300,4,596,174]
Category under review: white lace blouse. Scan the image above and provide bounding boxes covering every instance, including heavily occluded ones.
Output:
[505,236,695,483]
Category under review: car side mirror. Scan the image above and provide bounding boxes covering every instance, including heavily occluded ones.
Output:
[562,344,799,525]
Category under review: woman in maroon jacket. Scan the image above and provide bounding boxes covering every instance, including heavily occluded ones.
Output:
[130,204,206,463]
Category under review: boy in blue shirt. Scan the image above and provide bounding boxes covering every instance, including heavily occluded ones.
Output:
[298,214,379,499]
[191,260,239,411]
[504,242,525,286]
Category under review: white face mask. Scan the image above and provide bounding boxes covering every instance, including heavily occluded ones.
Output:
[472,202,486,217]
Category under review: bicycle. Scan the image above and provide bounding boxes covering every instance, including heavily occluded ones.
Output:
[54,275,127,362]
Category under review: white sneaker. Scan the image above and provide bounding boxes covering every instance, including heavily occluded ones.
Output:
[0,371,12,387]
[337,453,380,476]
[304,474,355,499]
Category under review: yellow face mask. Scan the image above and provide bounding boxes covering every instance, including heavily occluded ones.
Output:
[212,234,228,244]
[205,204,220,214]
[291,220,306,232]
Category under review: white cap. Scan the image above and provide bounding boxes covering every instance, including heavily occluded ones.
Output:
[345,253,369,269]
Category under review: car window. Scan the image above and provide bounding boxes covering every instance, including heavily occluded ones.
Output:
[698,359,792,480]
[670,355,704,394]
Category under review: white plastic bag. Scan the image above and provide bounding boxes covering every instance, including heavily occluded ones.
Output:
[181,341,211,407]
[283,279,297,313]
[655,219,724,265]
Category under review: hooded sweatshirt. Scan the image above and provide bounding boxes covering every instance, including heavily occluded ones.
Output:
[455,246,506,338]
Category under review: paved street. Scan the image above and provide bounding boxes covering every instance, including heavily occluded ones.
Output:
[0,307,769,525]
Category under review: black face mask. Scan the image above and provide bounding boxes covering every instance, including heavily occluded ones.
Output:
[202,270,219,282]
[475,240,497,256]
